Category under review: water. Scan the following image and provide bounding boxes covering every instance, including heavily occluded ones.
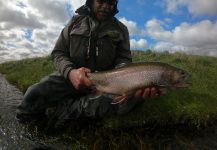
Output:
[0,73,217,150]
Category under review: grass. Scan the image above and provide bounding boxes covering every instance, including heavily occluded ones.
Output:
[1,51,217,149]
[0,51,217,128]
[0,56,54,92]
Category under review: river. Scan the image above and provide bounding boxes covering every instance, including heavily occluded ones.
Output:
[0,73,217,150]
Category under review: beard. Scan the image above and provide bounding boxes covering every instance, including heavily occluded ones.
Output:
[95,9,112,21]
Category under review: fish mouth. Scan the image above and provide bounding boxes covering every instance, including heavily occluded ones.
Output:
[175,71,191,88]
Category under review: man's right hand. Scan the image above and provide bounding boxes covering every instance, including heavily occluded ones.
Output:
[68,67,92,90]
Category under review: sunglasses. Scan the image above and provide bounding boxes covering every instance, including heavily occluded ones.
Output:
[96,0,117,5]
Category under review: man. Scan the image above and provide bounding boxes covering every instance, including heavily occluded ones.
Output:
[16,0,162,124]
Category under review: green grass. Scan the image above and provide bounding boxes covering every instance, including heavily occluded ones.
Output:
[0,56,54,92]
[0,51,217,128]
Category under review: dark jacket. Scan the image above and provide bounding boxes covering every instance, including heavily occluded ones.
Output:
[51,6,132,79]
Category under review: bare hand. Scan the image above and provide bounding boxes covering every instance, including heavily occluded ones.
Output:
[134,87,167,99]
[68,67,92,90]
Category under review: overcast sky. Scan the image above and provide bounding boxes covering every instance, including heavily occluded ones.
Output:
[0,0,217,63]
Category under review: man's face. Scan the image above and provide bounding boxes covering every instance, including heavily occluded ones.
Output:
[92,0,116,21]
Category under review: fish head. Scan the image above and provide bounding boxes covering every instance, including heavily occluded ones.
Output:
[162,67,191,88]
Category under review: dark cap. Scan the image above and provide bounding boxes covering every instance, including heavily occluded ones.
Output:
[86,0,118,6]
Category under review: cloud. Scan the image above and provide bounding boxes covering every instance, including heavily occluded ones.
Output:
[164,0,217,16]
[70,0,86,13]
[130,39,148,50]
[28,0,69,23]
[187,0,217,16]
[0,1,45,30]
[0,0,70,63]
[146,19,172,41]
[119,17,145,36]
[118,18,148,50]
[0,0,216,64]
[164,0,182,13]
[0,0,88,64]
[146,18,217,56]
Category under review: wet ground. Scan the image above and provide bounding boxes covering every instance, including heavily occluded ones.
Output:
[0,74,54,149]
[1,73,217,150]
[0,75,30,149]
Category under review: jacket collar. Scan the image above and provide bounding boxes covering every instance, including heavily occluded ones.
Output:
[75,5,91,16]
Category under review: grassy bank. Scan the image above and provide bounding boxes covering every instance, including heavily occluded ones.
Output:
[0,51,217,128]
[0,56,54,92]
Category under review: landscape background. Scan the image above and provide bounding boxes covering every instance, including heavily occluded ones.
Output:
[1,1,217,149]
[0,0,217,64]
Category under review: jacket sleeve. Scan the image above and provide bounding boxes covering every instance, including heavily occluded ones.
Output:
[115,24,132,67]
[51,17,77,79]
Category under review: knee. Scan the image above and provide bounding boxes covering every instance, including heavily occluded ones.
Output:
[81,95,117,118]
[23,83,42,102]
[18,83,43,111]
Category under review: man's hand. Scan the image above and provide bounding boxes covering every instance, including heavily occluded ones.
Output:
[134,87,167,99]
[68,67,92,90]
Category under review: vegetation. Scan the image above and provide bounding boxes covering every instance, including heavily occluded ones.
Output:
[1,51,217,127]
[0,56,54,92]
[110,51,217,128]
[0,51,217,128]
[1,51,217,148]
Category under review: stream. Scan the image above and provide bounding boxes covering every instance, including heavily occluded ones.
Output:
[0,73,217,150]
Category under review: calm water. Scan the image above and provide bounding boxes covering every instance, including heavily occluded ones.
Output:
[0,74,217,150]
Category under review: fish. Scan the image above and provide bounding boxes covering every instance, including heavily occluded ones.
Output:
[87,62,191,104]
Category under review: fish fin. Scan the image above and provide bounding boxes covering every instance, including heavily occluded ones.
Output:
[111,91,134,105]
[174,82,192,88]
[111,93,131,104]
[156,84,175,90]
[156,84,167,88]
[88,88,104,100]
[158,87,168,95]
[111,95,129,104]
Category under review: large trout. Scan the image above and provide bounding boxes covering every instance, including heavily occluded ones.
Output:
[88,62,191,104]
